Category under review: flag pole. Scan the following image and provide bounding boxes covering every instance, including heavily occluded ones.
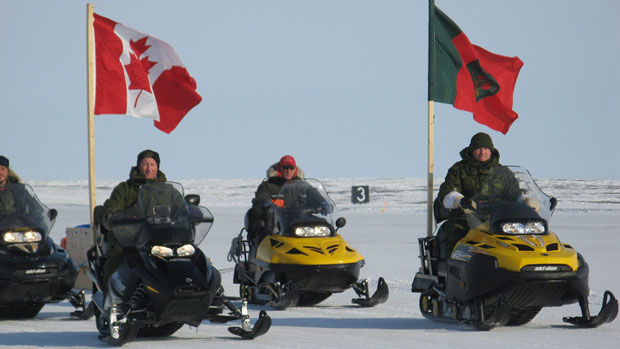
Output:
[426,0,436,237]
[86,3,97,248]
[427,102,434,237]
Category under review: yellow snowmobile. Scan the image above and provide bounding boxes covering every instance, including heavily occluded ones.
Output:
[412,166,617,329]
[229,178,388,309]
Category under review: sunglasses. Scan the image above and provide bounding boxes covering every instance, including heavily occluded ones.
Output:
[282,165,295,170]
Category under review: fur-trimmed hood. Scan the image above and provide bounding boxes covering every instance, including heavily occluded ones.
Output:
[5,169,21,184]
[266,162,305,179]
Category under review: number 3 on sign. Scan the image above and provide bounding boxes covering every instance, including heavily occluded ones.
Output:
[351,186,369,204]
[356,187,366,202]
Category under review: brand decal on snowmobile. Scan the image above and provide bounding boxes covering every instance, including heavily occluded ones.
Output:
[25,268,47,274]
[533,265,559,272]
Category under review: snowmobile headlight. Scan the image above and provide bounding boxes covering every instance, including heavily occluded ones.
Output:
[500,221,546,235]
[294,226,331,237]
[176,244,196,257]
[3,231,42,243]
[524,222,545,234]
[151,245,174,258]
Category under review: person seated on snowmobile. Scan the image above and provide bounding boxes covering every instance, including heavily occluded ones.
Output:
[0,155,22,214]
[0,155,19,187]
[94,149,168,331]
[434,133,536,259]
[246,155,305,244]
[0,155,42,217]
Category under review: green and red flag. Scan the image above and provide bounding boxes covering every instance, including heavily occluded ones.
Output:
[429,4,523,134]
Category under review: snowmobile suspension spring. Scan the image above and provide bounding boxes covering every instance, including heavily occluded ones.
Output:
[129,284,147,310]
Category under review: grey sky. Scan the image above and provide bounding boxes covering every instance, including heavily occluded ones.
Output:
[1,0,619,181]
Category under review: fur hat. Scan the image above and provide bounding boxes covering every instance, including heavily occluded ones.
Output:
[136,149,160,167]
[469,132,494,150]
[0,155,9,169]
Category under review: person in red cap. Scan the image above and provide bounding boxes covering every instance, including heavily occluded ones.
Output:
[246,155,305,242]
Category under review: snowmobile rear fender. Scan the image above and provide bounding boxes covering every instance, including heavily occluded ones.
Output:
[411,272,436,293]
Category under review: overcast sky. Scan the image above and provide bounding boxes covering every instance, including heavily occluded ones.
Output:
[1,0,619,181]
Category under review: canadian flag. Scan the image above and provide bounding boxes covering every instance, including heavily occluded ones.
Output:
[93,13,202,133]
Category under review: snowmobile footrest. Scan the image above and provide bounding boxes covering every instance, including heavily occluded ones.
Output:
[563,290,618,328]
[352,277,389,307]
[228,310,272,339]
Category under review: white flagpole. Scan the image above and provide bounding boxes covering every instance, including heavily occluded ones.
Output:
[87,3,97,247]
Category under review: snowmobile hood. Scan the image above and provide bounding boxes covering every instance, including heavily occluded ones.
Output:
[255,234,364,266]
[453,229,580,272]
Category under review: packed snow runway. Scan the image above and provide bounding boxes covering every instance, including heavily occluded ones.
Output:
[1,178,619,348]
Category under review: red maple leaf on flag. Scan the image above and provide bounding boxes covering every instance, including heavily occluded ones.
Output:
[124,37,157,106]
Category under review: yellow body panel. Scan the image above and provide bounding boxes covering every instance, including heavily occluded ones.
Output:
[256,234,364,266]
[456,228,580,272]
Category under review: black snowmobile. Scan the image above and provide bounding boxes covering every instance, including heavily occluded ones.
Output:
[86,181,271,345]
[0,183,84,318]
[229,178,388,310]
[412,166,618,330]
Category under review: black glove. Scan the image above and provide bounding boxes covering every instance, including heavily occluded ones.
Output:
[320,202,332,215]
[459,197,477,211]
[101,209,120,230]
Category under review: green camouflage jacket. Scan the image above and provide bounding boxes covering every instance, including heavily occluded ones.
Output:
[97,166,167,226]
[437,146,502,211]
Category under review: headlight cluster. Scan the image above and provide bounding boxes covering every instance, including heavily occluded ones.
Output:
[3,231,43,243]
[500,221,546,235]
[151,244,196,258]
[294,226,331,237]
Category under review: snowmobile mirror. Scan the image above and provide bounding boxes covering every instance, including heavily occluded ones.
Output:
[335,217,346,229]
[48,208,58,221]
[185,194,200,206]
[549,197,557,212]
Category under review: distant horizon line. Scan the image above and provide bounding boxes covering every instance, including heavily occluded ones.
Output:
[24,176,620,183]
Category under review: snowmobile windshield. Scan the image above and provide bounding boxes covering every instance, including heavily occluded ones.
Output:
[467,166,554,235]
[111,181,214,248]
[0,183,55,241]
[271,178,336,237]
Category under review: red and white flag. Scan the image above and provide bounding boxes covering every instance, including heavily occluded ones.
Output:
[93,13,202,133]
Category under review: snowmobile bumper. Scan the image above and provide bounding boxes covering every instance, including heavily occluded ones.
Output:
[446,253,590,308]
[268,261,363,293]
[0,247,78,304]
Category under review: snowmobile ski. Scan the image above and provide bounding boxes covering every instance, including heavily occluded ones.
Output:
[563,290,618,328]
[228,310,272,339]
[352,277,389,307]
[68,290,95,320]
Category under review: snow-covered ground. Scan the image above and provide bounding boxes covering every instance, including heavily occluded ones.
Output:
[2,177,619,348]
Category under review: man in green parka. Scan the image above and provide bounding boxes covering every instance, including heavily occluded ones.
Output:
[96,149,166,297]
[435,132,503,258]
